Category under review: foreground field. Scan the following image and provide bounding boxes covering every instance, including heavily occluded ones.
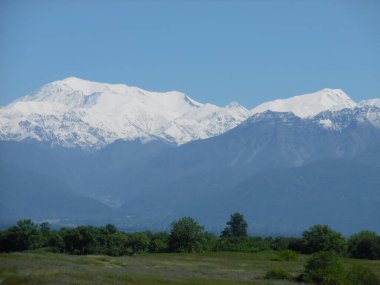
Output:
[0,250,379,285]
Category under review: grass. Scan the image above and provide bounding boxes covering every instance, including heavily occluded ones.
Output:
[0,250,379,285]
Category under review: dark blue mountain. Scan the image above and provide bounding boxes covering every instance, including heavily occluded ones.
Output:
[1,108,380,234]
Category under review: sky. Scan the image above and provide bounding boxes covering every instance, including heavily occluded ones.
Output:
[0,0,379,108]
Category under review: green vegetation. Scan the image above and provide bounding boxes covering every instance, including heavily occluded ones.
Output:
[347,231,380,260]
[300,251,346,284]
[1,250,379,285]
[1,217,380,261]
[221,212,248,238]
[168,217,206,253]
[346,265,380,285]
[1,213,380,284]
[265,268,294,281]
[271,249,299,261]
[302,225,346,255]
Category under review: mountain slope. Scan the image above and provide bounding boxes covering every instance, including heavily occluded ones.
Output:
[116,107,380,233]
[0,77,250,149]
[0,78,369,150]
[0,160,114,226]
[251,88,357,117]
[203,157,380,234]
[1,79,380,234]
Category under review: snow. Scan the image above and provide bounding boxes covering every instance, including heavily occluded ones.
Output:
[0,77,250,149]
[319,119,333,129]
[1,78,378,150]
[359,98,380,108]
[251,88,357,118]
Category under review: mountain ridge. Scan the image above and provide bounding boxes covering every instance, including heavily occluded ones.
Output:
[1,90,380,233]
[1,77,378,150]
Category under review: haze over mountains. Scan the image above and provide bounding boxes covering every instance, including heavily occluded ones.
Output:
[1,78,379,234]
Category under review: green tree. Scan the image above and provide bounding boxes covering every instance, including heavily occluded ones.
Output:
[0,220,40,252]
[47,231,64,252]
[302,225,346,255]
[203,232,218,251]
[168,217,205,253]
[347,231,380,260]
[149,232,169,253]
[221,212,248,238]
[106,232,128,256]
[38,222,51,247]
[61,226,98,255]
[300,251,346,285]
[126,232,150,254]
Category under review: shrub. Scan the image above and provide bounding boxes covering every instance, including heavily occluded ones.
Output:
[265,269,293,281]
[346,265,379,285]
[125,232,150,253]
[47,232,65,252]
[0,220,41,252]
[300,251,346,285]
[215,236,271,252]
[149,232,169,253]
[347,231,380,260]
[287,237,306,253]
[271,236,293,251]
[203,232,218,252]
[302,224,346,255]
[272,249,299,261]
[105,232,128,256]
[168,217,205,253]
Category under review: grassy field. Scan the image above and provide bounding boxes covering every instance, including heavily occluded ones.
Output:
[0,250,379,285]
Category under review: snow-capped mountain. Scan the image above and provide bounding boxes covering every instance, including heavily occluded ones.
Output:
[0,77,250,149]
[1,79,380,233]
[250,88,357,118]
[0,78,378,150]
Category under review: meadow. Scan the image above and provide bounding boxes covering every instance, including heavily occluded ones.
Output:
[1,250,380,285]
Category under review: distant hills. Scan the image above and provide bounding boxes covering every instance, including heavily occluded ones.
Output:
[0,78,379,234]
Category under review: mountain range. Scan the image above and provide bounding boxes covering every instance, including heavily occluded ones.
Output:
[1,78,379,235]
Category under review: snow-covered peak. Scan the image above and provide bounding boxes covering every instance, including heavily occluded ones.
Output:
[0,77,249,149]
[359,98,380,108]
[56,77,109,95]
[225,101,248,112]
[250,88,357,118]
[15,77,203,117]
[59,77,112,95]
[3,79,376,150]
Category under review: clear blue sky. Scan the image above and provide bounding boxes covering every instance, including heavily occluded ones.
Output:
[1,0,379,108]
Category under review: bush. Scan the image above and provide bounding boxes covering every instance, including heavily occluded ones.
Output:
[272,249,299,261]
[265,269,293,281]
[149,232,169,253]
[59,226,99,255]
[47,232,64,252]
[126,232,150,253]
[287,237,306,253]
[0,220,41,252]
[215,236,271,252]
[105,232,128,256]
[347,231,380,260]
[203,232,218,251]
[271,236,293,251]
[346,265,379,285]
[300,251,346,285]
[302,225,346,255]
[168,217,205,253]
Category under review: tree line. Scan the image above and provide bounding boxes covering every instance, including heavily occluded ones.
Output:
[1,213,380,260]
